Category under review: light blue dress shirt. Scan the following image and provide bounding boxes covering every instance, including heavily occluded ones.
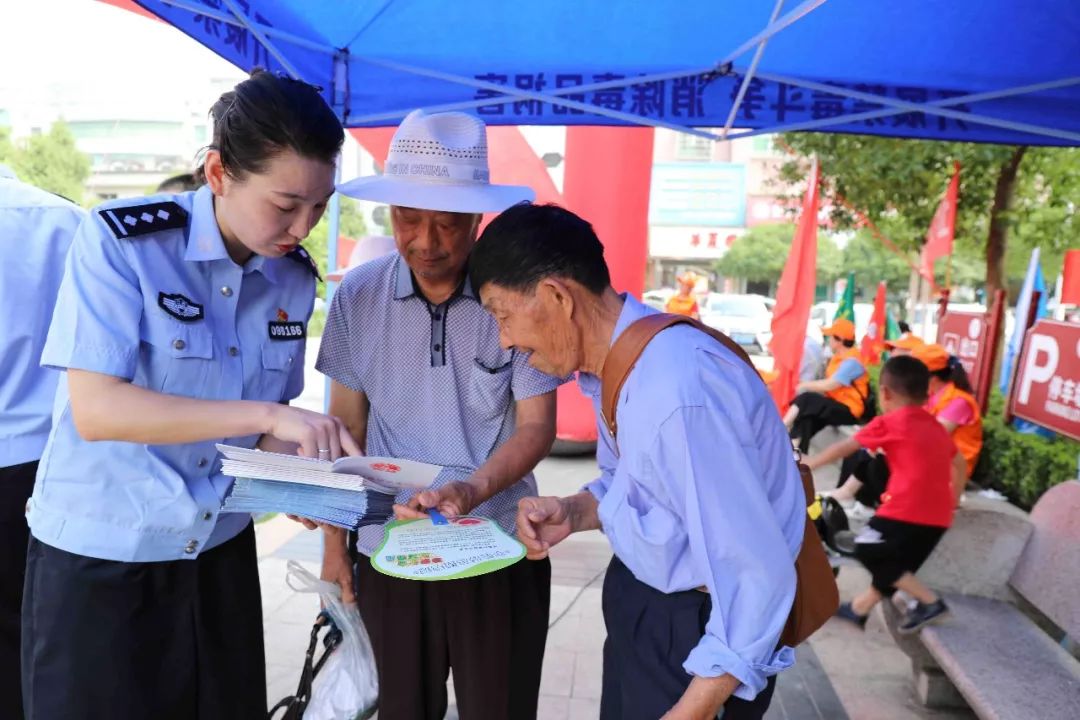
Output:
[580,295,806,701]
[28,185,314,562]
[0,168,85,468]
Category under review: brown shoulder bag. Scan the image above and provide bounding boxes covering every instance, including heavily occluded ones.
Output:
[600,313,839,647]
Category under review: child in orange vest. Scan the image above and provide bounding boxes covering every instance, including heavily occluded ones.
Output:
[805,355,967,633]
[665,272,700,319]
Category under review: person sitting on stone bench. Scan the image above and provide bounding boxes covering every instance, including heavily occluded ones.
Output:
[804,355,967,633]
[829,343,980,513]
[783,318,870,454]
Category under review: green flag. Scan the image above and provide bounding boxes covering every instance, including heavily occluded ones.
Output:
[885,308,902,340]
[833,272,856,322]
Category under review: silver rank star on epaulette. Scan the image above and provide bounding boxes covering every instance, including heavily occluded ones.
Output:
[98,201,188,239]
[286,245,322,281]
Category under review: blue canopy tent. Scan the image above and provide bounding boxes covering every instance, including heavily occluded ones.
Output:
[129,0,1080,145]
[126,0,1080,273]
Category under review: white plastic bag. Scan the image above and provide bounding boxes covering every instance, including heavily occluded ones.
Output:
[284,560,378,720]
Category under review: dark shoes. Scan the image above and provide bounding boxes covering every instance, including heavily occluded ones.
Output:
[898,599,950,635]
[835,602,868,629]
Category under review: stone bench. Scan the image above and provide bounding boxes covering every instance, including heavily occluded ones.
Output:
[920,593,1080,718]
[884,481,1080,718]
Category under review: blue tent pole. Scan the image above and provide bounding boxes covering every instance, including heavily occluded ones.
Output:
[722,0,787,139]
[322,51,350,414]
[159,0,336,54]
[220,0,303,77]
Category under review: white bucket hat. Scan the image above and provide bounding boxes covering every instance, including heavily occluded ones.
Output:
[338,110,535,213]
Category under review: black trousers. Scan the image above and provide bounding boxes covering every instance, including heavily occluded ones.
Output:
[22,523,266,720]
[789,392,858,455]
[600,556,777,720]
[1,460,36,720]
[838,450,890,507]
[854,517,946,595]
[354,554,550,720]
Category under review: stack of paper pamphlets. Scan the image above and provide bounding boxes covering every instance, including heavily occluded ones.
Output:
[216,444,441,530]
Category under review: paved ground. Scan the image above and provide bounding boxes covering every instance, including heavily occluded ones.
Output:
[258,341,975,718]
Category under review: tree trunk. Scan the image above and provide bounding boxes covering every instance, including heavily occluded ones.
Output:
[984,146,1028,299]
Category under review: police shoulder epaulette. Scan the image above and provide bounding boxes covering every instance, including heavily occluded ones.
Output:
[286,245,322,281]
[98,201,188,239]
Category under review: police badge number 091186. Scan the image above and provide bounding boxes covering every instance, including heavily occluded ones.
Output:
[268,321,305,340]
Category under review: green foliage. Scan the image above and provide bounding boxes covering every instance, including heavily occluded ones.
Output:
[307,307,327,338]
[715,223,843,286]
[304,196,369,298]
[778,134,1079,291]
[840,229,912,295]
[973,392,1079,509]
[1,122,90,204]
[0,127,14,163]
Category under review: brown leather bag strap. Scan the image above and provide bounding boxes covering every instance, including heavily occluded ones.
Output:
[600,313,757,439]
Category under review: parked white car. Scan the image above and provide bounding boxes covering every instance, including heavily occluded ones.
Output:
[642,288,676,312]
[701,293,774,352]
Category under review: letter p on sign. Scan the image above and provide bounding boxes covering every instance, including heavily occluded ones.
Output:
[1018,334,1059,404]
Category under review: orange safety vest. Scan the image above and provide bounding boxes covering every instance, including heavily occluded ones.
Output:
[825,348,869,419]
[665,294,698,318]
[930,382,983,477]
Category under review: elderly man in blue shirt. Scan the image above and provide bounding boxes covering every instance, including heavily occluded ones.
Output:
[469,203,806,720]
[0,166,84,719]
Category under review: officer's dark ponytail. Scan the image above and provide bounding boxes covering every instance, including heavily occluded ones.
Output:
[196,69,344,184]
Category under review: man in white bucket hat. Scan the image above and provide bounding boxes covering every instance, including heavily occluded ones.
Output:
[313,110,564,720]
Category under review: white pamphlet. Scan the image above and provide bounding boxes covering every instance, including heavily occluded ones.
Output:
[215,444,440,494]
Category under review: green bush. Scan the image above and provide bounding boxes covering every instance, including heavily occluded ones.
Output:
[973,391,1079,510]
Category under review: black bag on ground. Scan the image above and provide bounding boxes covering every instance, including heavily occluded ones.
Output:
[268,613,342,720]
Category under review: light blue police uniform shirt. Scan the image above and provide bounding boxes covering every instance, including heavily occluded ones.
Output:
[317,253,566,556]
[27,185,314,562]
[0,167,85,467]
[579,295,806,701]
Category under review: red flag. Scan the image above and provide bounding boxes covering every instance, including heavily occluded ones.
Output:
[861,281,888,364]
[769,162,820,413]
[920,163,960,281]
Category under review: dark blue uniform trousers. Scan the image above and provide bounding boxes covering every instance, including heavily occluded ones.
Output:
[21,523,266,720]
[600,556,777,720]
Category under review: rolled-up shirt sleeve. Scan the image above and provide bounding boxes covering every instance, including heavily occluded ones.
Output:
[651,404,799,700]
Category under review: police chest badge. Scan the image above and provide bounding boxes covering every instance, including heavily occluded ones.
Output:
[158,292,204,322]
[268,308,304,341]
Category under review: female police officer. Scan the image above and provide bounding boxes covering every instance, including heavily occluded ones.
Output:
[21,70,357,720]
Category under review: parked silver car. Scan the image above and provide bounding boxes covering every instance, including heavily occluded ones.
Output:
[701,293,774,352]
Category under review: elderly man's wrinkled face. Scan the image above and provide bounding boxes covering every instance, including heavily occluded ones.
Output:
[391,206,479,284]
[480,282,581,377]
